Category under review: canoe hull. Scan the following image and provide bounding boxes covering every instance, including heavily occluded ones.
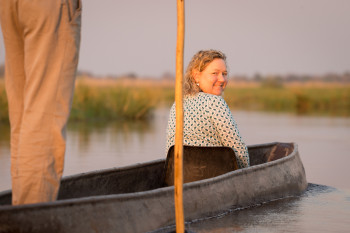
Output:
[0,142,307,233]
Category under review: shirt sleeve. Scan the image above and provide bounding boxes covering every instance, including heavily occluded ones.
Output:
[165,103,176,156]
[207,95,250,168]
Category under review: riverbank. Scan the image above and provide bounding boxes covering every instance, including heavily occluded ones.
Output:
[0,77,349,123]
[225,80,350,116]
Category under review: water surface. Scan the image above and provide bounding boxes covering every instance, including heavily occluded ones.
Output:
[1,109,350,191]
[154,184,350,233]
[0,109,350,232]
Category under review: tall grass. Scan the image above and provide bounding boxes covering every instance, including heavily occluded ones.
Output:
[0,79,9,122]
[70,78,165,121]
[0,77,170,122]
[224,86,295,112]
[224,82,350,116]
[0,78,349,123]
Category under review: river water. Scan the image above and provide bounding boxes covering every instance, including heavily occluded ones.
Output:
[0,109,350,232]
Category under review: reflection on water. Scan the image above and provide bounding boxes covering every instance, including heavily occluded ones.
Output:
[193,184,350,233]
[63,107,170,179]
[233,111,350,190]
[0,123,10,193]
[1,109,350,232]
[0,108,170,191]
[1,109,350,192]
[0,109,350,190]
[154,184,350,233]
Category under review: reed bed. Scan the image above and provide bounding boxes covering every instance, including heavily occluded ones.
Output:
[224,81,350,116]
[70,78,170,121]
[0,79,8,122]
[0,77,349,123]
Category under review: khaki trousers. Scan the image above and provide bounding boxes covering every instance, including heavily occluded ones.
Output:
[0,0,81,205]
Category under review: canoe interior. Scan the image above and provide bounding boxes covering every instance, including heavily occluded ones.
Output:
[0,142,291,205]
[164,145,239,186]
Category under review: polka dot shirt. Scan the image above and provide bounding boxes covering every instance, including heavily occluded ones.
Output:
[165,92,250,168]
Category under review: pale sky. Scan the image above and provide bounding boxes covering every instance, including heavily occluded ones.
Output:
[1,0,349,77]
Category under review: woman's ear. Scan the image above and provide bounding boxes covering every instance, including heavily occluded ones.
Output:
[193,69,200,83]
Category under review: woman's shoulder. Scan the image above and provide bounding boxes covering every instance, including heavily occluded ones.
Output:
[183,92,228,109]
[197,92,227,106]
[185,92,213,103]
[191,92,223,100]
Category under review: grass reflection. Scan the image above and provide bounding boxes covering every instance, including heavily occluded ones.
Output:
[67,117,153,153]
[0,122,10,145]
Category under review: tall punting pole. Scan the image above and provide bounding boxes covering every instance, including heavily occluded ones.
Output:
[174,0,185,232]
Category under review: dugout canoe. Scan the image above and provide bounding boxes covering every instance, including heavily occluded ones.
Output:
[0,142,307,233]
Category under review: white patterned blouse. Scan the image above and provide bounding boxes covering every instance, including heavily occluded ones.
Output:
[165,92,250,168]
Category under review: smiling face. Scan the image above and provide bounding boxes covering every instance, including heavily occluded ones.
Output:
[194,58,228,96]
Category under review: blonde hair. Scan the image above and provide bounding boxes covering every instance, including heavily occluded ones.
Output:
[184,49,227,96]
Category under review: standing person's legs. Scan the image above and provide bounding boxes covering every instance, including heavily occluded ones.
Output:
[0,0,27,205]
[0,0,81,205]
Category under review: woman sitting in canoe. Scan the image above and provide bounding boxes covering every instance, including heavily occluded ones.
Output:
[165,49,250,168]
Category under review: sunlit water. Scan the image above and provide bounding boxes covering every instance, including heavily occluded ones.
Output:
[1,109,350,232]
[152,184,350,233]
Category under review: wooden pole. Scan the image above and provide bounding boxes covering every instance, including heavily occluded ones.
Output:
[175,0,185,232]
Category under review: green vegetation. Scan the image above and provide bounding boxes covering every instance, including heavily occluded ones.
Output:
[0,80,9,123]
[224,83,350,116]
[224,86,295,113]
[0,78,171,123]
[0,77,350,124]
[70,79,163,121]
